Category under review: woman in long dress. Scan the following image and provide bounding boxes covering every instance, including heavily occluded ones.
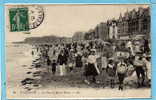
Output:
[68,49,75,72]
[84,49,100,84]
[75,51,83,68]
[57,50,66,76]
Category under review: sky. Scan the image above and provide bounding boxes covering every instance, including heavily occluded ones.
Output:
[5,4,149,42]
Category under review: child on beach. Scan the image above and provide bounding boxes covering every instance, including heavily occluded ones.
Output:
[106,59,116,88]
[47,57,51,73]
[51,60,57,75]
[117,58,127,90]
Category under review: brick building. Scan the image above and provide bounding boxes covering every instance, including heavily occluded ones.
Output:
[83,7,150,41]
[94,22,109,40]
[117,7,150,39]
[84,23,109,41]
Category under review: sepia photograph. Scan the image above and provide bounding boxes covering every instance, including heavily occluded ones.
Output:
[5,4,151,99]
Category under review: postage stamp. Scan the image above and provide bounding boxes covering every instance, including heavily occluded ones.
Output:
[8,5,44,32]
[9,7,29,32]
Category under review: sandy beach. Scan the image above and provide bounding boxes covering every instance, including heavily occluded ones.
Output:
[5,43,151,99]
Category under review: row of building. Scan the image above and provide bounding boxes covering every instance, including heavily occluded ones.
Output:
[75,7,150,41]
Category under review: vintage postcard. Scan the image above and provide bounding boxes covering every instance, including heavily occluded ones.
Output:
[5,4,151,99]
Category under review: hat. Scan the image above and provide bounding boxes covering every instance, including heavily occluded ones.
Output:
[77,51,82,55]
[118,56,125,60]
[108,58,114,60]
[91,49,96,52]
[70,49,74,52]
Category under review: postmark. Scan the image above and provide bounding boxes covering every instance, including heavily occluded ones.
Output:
[28,5,44,29]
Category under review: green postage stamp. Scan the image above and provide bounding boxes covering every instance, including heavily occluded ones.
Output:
[9,5,44,32]
[9,7,29,32]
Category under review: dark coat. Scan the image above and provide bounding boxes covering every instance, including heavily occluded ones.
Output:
[57,54,66,65]
[75,54,83,67]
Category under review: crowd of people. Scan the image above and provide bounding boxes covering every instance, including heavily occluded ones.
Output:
[31,37,151,90]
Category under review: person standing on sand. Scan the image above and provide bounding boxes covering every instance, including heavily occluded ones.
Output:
[85,49,100,84]
[83,53,90,84]
[75,51,83,68]
[47,56,51,73]
[57,50,66,76]
[106,59,116,88]
[116,58,127,90]
[101,53,107,70]
[126,40,134,56]
[68,49,75,72]
[51,60,57,75]
[143,56,151,85]
[133,55,146,88]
